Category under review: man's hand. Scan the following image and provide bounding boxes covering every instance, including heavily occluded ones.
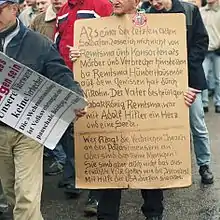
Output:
[184,88,201,107]
[67,45,81,62]
[75,108,87,119]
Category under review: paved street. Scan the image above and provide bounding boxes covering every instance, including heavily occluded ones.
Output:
[1,105,220,220]
[41,105,220,220]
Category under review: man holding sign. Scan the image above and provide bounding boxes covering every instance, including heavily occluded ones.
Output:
[0,0,86,219]
[70,0,200,219]
[97,0,207,219]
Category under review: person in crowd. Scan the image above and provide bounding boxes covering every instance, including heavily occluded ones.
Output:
[0,0,86,219]
[68,0,203,219]
[54,0,113,69]
[186,0,213,102]
[18,0,38,26]
[200,0,220,113]
[143,0,214,187]
[54,0,112,216]
[31,0,66,39]
[35,0,50,13]
[31,0,68,176]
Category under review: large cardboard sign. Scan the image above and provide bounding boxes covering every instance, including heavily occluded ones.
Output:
[0,52,87,149]
[74,14,191,189]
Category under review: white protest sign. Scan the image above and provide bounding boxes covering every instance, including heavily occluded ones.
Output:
[0,52,87,149]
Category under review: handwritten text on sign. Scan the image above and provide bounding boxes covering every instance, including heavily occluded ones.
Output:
[74,14,191,189]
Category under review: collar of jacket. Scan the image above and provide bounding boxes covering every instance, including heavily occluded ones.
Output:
[45,5,56,22]
[6,20,28,57]
[205,2,220,12]
[28,6,38,17]
[68,0,84,7]
[148,0,185,13]
[22,6,36,18]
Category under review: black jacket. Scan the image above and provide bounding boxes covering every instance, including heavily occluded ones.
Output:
[142,0,208,90]
[6,20,84,96]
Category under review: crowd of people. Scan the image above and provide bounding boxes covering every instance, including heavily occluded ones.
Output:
[0,0,219,219]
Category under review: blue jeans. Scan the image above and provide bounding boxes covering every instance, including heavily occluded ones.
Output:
[52,143,66,165]
[60,124,75,182]
[190,93,211,166]
[202,52,220,107]
[207,69,215,90]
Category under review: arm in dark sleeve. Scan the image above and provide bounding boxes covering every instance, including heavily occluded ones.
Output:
[188,6,208,76]
[44,43,84,97]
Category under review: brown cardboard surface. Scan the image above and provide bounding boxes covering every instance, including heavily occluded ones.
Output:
[74,13,191,189]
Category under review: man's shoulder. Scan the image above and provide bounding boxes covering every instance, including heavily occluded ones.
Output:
[179,1,197,11]
[19,7,32,17]
[90,0,112,16]
[57,3,69,16]
[78,0,112,11]
[34,11,46,22]
[179,1,199,26]
[30,12,46,30]
[91,0,112,7]
[25,28,52,46]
